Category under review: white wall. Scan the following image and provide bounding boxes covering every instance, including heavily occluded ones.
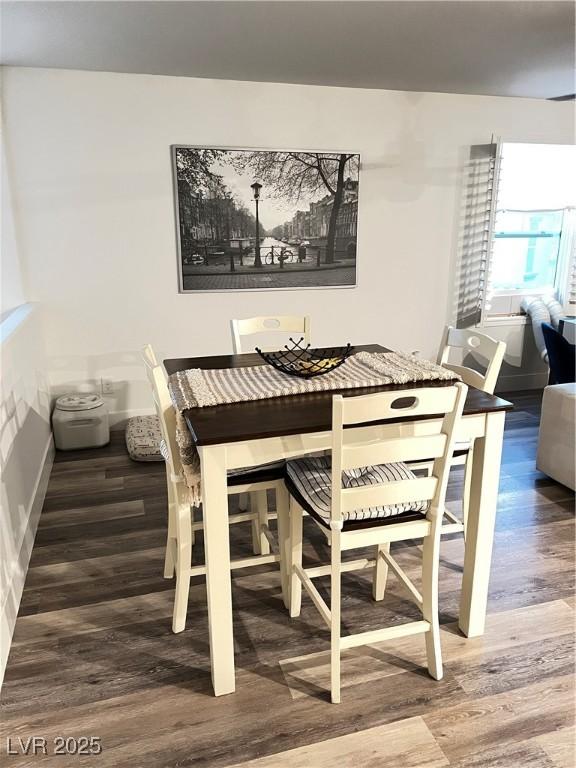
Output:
[0,304,53,687]
[1,76,53,685]
[1,87,27,317]
[2,67,574,418]
[1,170,27,317]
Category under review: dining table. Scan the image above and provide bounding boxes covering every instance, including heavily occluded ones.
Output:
[165,343,514,697]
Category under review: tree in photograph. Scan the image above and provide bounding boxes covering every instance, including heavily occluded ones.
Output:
[176,149,266,246]
[175,148,225,193]
[233,152,359,263]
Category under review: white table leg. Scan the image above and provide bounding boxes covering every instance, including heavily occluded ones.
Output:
[199,444,235,696]
[459,410,505,637]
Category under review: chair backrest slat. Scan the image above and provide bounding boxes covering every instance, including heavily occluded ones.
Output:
[342,433,447,469]
[330,383,467,524]
[439,363,486,391]
[437,326,505,394]
[340,386,459,425]
[231,316,311,353]
[340,477,438,514]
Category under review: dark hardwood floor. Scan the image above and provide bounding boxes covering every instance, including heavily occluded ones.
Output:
[1,390,574,767]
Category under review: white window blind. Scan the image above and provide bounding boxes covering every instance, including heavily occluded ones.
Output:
[455,143,501,328]
[556,207,576,315]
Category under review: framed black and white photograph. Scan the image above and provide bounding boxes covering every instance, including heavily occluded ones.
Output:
[172,146,360,292]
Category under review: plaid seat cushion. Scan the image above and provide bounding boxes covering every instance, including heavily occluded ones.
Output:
[286,455,428,526]
[159,438,170,462]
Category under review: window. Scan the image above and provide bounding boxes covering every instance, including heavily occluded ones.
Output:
[454,142,576,328]
[487,143,576,315]
[492,208,563,292]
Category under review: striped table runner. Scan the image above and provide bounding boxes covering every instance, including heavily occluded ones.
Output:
[169,351,458,410]
[167,351,459,507]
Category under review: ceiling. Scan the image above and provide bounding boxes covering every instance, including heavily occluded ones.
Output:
[1,1,575,99]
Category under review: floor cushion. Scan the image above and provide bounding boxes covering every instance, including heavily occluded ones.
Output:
[126,415,164,462]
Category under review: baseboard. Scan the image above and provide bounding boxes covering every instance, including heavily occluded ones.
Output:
[0,435,55,690]
[497,371,549,391]
[109,407,155,431]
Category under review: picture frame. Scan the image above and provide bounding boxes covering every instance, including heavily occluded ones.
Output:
[171,145,360,293]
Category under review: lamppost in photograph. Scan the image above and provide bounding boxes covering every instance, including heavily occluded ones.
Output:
[251,181,263,268]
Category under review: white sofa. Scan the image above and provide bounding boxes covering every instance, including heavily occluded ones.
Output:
[536,383,576,491]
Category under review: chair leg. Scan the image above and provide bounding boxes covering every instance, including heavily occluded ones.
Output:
[249,494,261,554]
[330,526,342,704]
[462,448,473,543]
[372,543,390,601]
[172,503,192,634]
[276,483,291,610]
[248,491,271,556]
[289,498,303,618]
[255,489,271,556]
[164,533,176,579]
[421,523,443,680]
[164,477,176,578]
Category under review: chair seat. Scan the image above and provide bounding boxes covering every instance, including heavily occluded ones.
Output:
[227,460,286,486]
[453,440,471,456]
[286,455,427,530]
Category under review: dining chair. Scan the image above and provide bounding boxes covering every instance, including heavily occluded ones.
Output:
[284,383,467,703]
[231,315,311,354]
[230,315,312,550]
[142,343,281,556]
[437,326,505,395]
[142,349,289,633]
[435,326,506,537]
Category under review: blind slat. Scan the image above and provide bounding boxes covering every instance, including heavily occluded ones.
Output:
[455,143,500,329]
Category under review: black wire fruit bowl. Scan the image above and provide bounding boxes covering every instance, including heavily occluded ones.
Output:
[256,338,352,379]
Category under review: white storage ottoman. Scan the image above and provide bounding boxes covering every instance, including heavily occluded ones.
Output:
[52,394,110,450]
[536,383,576,491]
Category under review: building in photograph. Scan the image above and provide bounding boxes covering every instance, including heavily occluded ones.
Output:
[177,178,259,263]
[291,178,359,258]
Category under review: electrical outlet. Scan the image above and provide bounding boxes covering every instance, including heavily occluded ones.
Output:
[101,379,114,395]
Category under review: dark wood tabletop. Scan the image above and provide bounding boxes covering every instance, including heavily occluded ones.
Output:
[165,344,514,446]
